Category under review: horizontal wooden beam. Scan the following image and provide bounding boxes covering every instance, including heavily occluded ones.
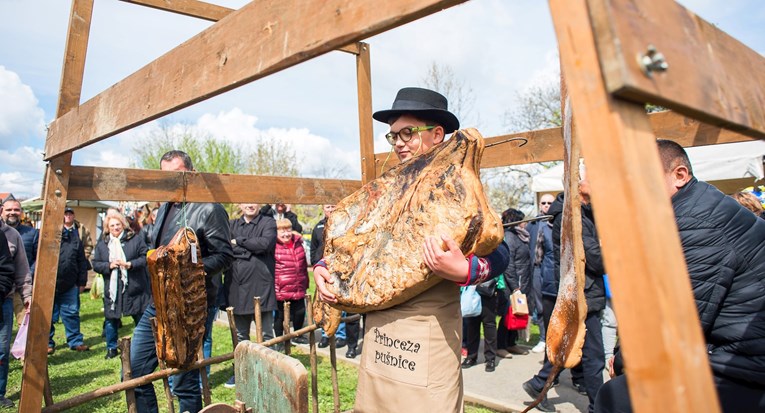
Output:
[589,0,765,139]
[373,111,758,172]
[123,0,363,55]
[119,0,233,22]
[67,166,362,204]
[44,0,466,160]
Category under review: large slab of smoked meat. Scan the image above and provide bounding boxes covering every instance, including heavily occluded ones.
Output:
[314,128,503,334]
[148,227,207,369]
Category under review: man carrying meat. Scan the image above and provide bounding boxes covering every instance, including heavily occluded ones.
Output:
[594,140,765,413]
[313,87,510,412]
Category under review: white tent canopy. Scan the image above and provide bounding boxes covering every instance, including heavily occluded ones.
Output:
[532,140,765,194]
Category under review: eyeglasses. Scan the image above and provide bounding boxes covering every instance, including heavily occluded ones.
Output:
[540,202,552,205]
[385,126,435,145]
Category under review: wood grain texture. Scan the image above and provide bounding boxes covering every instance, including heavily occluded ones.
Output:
[589,0,765,139]
[551,0,720,412]
[120,0,234,22]
[356,42,375,184]
[67,166,362,203]
[44,0,467,160]
[235,342,308,413]
[20,1,94,411]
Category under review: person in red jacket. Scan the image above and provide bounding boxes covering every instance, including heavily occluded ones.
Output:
[273,218,309,345]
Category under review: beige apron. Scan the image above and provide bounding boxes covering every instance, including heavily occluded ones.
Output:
[354,281,463,413]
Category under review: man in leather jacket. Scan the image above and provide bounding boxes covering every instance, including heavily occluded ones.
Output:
[130,150,234,413]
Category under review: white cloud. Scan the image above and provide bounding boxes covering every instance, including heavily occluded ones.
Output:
[195,108,361,178]
[0,66,46,149]
[0,146,45,198]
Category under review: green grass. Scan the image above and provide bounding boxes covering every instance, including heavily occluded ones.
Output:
[5,293,503,412]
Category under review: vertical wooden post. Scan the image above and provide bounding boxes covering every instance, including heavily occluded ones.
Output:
[329,337,340,413]
[355,42,375,185]
[150,318,175,413]
[20,1,94,411]
[253,297,263,343]
[549,0,720,412]
[43,365,53,407]
[283,301,291,355]
[226,307,239,348]
[119,337,138,413]
[306,297,319,413]
[198,347,211,406]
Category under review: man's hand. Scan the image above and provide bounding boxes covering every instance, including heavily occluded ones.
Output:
[607,355,616,378]
[79,286,86,294]
[313,266,337,303]
[423,234,469,283]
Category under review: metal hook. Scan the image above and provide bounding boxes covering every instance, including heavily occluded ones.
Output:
[485,136,529,148]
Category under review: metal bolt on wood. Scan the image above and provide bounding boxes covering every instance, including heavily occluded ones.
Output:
[638,44,669,77]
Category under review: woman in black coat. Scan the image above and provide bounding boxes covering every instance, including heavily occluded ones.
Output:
[497,208,532,358]
[92,213,151,359]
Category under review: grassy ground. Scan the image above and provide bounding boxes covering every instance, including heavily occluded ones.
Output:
[4,293,505,412]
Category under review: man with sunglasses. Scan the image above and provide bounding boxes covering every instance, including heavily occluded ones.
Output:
[314,87,509,412]
[526,194,556,355]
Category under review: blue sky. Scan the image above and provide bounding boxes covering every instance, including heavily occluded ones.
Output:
[0,0,763,198]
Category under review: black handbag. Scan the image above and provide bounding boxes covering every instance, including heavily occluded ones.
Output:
[475,278,498,297]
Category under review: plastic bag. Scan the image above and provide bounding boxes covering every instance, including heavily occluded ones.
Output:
[460,286,482,317]
[91,273,104,299]
[11,312,29,359]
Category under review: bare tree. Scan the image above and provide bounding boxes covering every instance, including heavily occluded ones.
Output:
[132,121,244,173]
[421,62,479,127]
[503,81,561,133]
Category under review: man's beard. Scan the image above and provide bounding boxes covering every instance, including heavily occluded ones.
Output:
[4,215,19,226]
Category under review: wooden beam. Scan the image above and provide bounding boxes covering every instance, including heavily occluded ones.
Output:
[20,1,94,411]
[588,0,765,139]
[338,43,362,55]
[123,0,363,56]
[119,0,234,22]
[551,1,719,412]
[355,43,375,184]
[66,166,362,204]
[372,110,758,172]
[44,0,467,160]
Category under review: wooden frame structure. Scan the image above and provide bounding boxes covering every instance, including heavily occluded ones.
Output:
[21,0,763,411]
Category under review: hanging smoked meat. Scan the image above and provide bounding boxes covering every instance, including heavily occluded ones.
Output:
[313,128,504,335]
[148,227,207,369]
[522,91,588,413]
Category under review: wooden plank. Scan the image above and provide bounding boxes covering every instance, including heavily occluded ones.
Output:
[44,0,467,160]
[124,0,362,56]
[372,110,758,172]
[550,0,720,412]
[235,342,308,413]
[119,0,233,22]
[338,43,361,55]
[20,1,94,411]
[67,166,362,203]
[588,0,765,139]
[355,42,375,184]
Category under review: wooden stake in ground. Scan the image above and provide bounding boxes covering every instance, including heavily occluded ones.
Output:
[151,317,175,413]
[119,337,138,413]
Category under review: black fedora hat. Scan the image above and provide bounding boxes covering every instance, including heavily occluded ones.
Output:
[373,87,460,134]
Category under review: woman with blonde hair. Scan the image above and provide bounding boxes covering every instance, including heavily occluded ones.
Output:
[273,218,309,344]
[92,213,152,359]
[732,191,765,219]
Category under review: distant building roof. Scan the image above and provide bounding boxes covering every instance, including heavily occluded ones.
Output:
[0,193,14,204]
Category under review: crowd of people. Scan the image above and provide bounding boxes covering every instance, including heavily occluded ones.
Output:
[1,87,764,412]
